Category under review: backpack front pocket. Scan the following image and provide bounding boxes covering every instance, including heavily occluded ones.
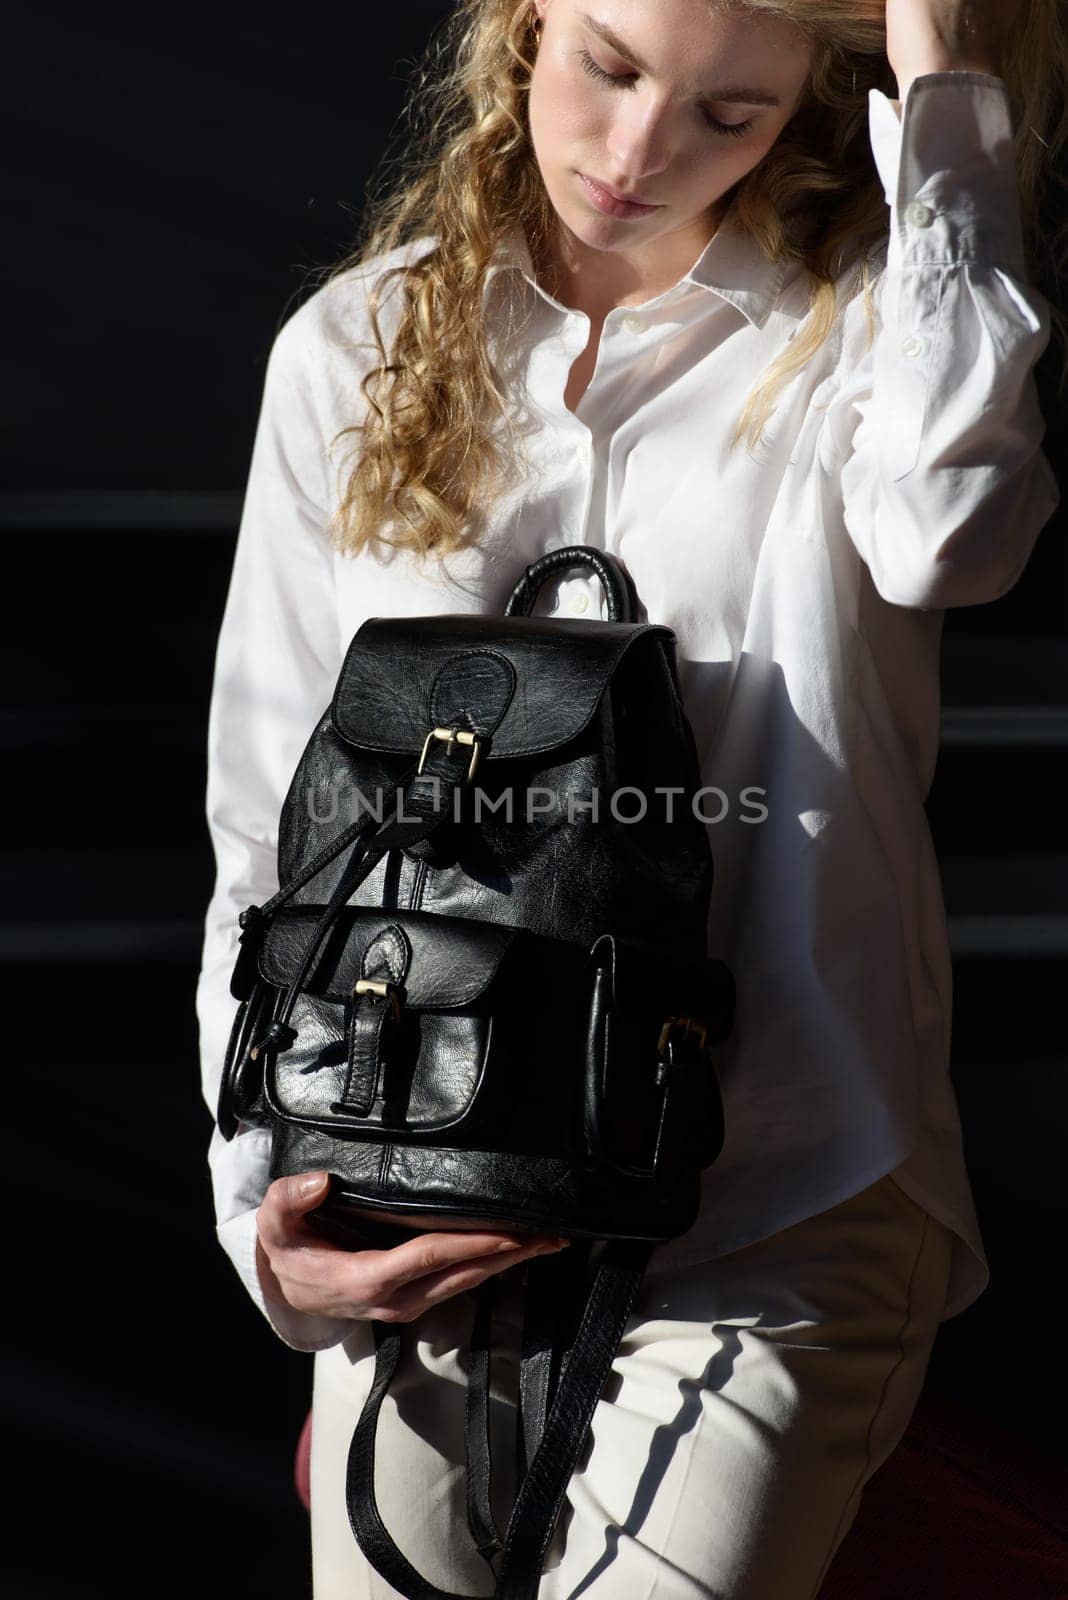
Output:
[256,906,590,1149]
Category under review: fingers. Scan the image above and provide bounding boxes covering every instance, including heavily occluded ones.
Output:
[255,1174,357,1316]
[257,1170,331,1250]
[371,1228,567,1296]
[366,1237,570,1324]
[256,1171,572,1324]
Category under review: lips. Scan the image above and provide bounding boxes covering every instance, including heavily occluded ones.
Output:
[577,172,661,217]
[587,175,657,206]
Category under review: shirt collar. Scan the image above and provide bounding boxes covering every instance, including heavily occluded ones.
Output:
[481,203,788,330]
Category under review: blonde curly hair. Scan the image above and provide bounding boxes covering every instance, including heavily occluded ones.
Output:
[312,0,1068,564]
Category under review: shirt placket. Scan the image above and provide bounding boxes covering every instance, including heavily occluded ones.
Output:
[527,307,599,617]
[527,273,684,617]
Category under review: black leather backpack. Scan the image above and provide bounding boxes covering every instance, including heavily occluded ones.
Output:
[216,544,735,1599]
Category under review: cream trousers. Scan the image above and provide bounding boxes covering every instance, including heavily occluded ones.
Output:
[309,1171,953,1599]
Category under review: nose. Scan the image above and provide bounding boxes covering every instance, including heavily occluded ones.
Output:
[604,94,674,185]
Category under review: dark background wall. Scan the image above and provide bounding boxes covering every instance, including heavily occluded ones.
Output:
[3,4,1065,1596]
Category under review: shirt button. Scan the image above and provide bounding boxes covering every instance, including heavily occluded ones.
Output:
[568,591,590,614]
[904,200,935,229]
[901,334,926,358]
[621,313,645,335]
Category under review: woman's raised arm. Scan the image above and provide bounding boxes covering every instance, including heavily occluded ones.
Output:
[823,70,1060,611]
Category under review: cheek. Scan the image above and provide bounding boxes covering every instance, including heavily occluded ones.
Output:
[745,111,799,170]
[529,61,604,156]
[672,136,748,191]
[692,126,779,188]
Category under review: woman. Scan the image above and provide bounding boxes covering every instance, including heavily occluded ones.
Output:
[196,0,1065,1594]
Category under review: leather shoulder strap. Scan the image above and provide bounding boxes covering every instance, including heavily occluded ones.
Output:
[344,1240,653,1599]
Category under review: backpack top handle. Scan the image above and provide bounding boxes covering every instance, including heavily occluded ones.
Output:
[503,545,640,624]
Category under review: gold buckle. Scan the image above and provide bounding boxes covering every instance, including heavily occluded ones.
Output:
[416,725,484,784]
[657,1014,708,1059]
[352,978,402,1021]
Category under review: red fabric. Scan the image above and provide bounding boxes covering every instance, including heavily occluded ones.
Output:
[294,1405,312,1512]
[819,1389,1068,1599]
[293,1388,1068,1596]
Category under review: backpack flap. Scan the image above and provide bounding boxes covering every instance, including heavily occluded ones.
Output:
[585,932,734,1178]
[331,613,674,763]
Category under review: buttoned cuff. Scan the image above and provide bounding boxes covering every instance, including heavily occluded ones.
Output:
[868,73,1026,276]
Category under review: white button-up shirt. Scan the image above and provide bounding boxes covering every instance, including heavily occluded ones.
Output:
[197,71,1060,1350]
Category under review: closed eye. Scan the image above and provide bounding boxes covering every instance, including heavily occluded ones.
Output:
[576,47,754,140]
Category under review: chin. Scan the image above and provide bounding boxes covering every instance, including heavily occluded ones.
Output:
[554,187,619,241]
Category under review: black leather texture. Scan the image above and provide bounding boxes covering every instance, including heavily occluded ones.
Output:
[215,545,736,1597]
[331,615,669,761]
[219,550,735,1236]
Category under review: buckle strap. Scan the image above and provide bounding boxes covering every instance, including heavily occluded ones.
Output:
[652,1019,725,1178]
[246,760,464,1063]
[418,726,485,785]
[654,1013,709,1087]
[230,648,514,1002]
[332,925,410,1117]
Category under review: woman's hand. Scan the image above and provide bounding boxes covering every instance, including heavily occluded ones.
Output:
[885,0,1023,100]
[255,1172,570,1325]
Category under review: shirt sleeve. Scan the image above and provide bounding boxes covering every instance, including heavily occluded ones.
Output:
[820,71,1061,610]
[195,300,359,1353]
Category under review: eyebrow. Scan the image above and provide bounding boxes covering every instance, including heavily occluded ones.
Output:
[577,11,784,107]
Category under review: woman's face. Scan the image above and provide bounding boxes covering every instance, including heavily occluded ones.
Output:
[527,0,815,293]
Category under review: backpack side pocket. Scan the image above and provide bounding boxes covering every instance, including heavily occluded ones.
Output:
[217,979,275,1140]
